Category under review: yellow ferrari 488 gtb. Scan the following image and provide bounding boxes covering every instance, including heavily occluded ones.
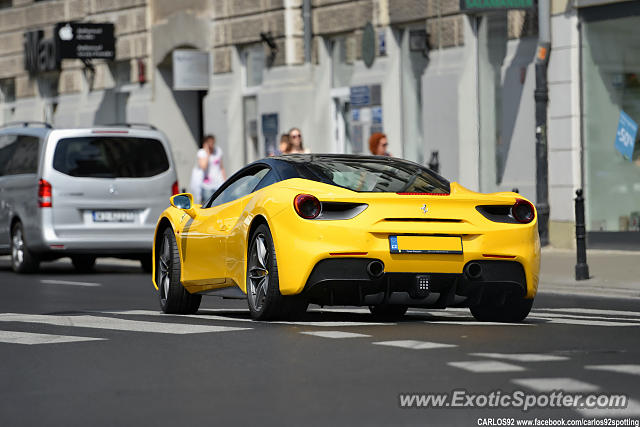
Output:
[152,154,539,322]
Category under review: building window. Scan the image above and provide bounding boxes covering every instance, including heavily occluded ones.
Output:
[0,0,11,10]
[330,36,354,89]
[0,78,15,104]
[242,45,264,88]
[582,11,640,233]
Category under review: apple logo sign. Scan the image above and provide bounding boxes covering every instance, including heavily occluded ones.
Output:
[58,24,73,41]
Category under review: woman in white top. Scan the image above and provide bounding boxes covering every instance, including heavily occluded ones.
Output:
[189,134,227,204]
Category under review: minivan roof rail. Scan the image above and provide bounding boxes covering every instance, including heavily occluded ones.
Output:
[1,121,53,129]
[103,123,157,130]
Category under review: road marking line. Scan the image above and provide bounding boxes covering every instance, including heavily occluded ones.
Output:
[512,378,599,392]
[425,321,532,326]
[471,353,569,362]
[532,312,640,323]
[40,279,101,287]
[577,399,640,417]
[373,340,457,350]
[534,308,640,317]
[542,318,640,327]
[585,364,640,376]
[0,330,106,345]
[0,313,251,334]
[448,361,525,373]
[102,310,392,326]
[300,331,371,339]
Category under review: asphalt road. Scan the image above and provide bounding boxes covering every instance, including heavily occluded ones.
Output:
[0,257,639,427]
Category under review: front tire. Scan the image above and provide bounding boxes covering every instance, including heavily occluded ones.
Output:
[157,228,201,314]
[470,296,533,323]
[246,224,307,320]
[11,222,39,274]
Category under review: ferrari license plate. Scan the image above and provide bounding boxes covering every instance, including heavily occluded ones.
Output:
[389,235,463,255]
[92,210,137,223]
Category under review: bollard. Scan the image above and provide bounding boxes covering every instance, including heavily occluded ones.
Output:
[574,189,590,280]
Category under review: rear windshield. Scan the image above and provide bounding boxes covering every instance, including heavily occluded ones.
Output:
[53,137,169,178]
[302,158,450,194]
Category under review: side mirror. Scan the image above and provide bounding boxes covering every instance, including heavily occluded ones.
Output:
[170,193,197,218]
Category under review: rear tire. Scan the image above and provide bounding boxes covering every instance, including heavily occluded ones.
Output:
[470,296,533,323]
[368,304,408,320]
[157,228,201,314]
[11,222,39,274]
[71,255,96,273]
[246,223,307,320]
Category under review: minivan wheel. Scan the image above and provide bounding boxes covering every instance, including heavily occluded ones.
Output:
[71,255,96,273]
[11,222,40,274]
[157,228,201,314]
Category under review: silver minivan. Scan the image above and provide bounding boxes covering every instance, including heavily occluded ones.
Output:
[0,122,179,273]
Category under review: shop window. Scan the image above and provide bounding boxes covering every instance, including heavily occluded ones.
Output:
[582,14,640,233]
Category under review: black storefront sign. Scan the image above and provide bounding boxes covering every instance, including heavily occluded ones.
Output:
[23,22,115,74]
[24,30,60,73]
[459,0,534,12]
[55,22,115,60]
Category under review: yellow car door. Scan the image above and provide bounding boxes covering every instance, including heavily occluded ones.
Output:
[179,204,228,291]
[182,166,272,292]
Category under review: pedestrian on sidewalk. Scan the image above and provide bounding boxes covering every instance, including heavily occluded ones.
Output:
[369,132,391,157]
[189,134,227,204]
[278,133,291,155]
[288,127,309,153]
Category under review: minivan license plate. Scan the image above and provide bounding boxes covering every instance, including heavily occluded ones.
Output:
[92,210,136,223]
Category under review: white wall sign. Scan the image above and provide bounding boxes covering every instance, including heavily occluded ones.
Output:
[172,49,210,91]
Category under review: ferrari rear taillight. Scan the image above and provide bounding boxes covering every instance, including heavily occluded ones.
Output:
[512,199,535,224]
[294,194,321,219]
[171,181,179,195]
[38,179,52,208]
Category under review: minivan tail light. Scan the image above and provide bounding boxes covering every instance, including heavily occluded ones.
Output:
[38,179,52,208]
[171,181,179,195]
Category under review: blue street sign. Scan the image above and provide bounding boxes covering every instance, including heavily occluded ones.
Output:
[615,110,638,161]
[350,85,370,107]
[372,106,383,124]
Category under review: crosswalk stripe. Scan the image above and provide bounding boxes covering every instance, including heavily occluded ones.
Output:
[425,321,531,326]
[300,331,371,339]
[538,318,640,327]
[534,308,640,318]
[512,378,599,392]
[0,330,106,345]
[0,313,251,334]
[40,279,101,287]
[373,340,457,350]
[585,364,640,376]
[103,310,392,327]
[471,353,569,362]
[448,361,525,373]
[532,312,640,323]
[577,399,640,417]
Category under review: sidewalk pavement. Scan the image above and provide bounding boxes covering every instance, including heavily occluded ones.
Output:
[539,247,640,299]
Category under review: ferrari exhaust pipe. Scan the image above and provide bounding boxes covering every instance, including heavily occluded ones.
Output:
[366,260,385,279]
[464,262,483,280]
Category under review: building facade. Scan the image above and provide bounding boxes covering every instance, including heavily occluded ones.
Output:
[0,0,638,249]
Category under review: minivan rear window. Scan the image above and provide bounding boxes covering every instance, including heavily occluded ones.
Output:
[53,137,170,178]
